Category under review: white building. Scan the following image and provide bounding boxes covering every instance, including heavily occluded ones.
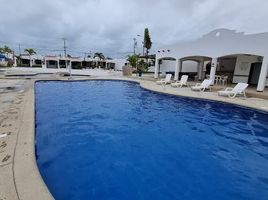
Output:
[15,55,118,70]
[112,58,128,71]
[154,29,268,92]
[17,54,43,67]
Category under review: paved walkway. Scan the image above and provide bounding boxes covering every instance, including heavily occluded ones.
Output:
[139,80,268,112]
[131,74,268,99]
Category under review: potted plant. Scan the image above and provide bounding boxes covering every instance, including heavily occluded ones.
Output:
[124,54,139,76]
[137,59,149,77]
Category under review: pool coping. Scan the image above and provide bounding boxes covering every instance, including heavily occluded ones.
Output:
[138,81,268,114]
[13,81,55,200]
[14,77,268,200]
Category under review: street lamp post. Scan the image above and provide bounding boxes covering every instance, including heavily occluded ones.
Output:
[133,34,141,55]
[133,38,137,54]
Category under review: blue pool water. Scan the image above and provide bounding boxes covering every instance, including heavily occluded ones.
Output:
[35,80,268,200]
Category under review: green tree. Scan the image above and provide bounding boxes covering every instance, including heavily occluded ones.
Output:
[2,45,13,58]
[0,47,4,54]
[0,46,13,67]
[94,52,105,60]
[24,48,36,67]
[94,52,105,69]
[137,59,149,73]
[24,48,36,55]
[143,28,152,56]
[127,54,139,68]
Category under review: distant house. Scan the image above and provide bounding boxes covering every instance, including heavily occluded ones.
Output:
[17,54,43,67]
[0,54,8,61]
[154,29,268,92]
[14,54,118,70]
[0,54,8,66]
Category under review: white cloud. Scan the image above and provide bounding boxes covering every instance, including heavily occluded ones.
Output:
[0,0,268,58]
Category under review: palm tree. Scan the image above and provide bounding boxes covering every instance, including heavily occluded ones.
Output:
[2,45,13,58]
[94,52,105,60]
[127,54,139,69]
[94,52,105,69]
[24,48,36,67]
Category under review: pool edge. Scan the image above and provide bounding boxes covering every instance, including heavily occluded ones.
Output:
[14,77,268,200]
[14,81,54,200]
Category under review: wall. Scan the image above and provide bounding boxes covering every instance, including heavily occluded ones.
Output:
[218,58,236,72]
[159,60,175,73]
[182,61,198,72]
[159,60,198,74]
[233,55,260,83]
[46,60,58,69]
[155,29,268,63]
[112,59,128,71]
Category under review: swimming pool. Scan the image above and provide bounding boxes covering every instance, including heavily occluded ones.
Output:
[35,80,268,200]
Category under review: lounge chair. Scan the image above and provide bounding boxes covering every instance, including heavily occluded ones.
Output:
[218,83,248,98]
[191,79,212,92]
[156,74,172,85]
[171,75,188,88]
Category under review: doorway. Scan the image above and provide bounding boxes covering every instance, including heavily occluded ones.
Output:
[248,62,262,85]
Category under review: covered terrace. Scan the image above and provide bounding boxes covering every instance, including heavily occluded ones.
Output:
[154,29,268,92]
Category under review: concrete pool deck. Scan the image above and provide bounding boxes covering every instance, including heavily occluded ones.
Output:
[138,81,268,112]
[0,73,268,200]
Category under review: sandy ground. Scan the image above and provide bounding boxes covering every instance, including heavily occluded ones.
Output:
[0,79,28,200]
[0,70,267,200]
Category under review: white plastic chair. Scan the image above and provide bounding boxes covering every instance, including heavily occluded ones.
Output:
[215,75,221,85]
[171,75,188,88]
[218,83,248,98]
[156,74,172,85]
[220,76,228,86]
[191,79,213,92]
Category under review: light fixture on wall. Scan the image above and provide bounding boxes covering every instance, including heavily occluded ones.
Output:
[257,56,263,62]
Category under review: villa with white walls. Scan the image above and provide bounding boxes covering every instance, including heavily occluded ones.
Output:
[154,29,268,92]
[15,55,116,70]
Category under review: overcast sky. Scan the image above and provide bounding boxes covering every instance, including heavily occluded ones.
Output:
[0,0,268,58]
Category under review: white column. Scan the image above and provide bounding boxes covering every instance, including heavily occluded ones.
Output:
[29,56,32,67]
[43,58,46,68]
[197,62,201,80]
[68,61,72,76]
[57,60,60,69]
[257,58,268,92]
[13,57,17,67]
[174,58,180,80]
[179,59,183,72]
[209,57,217,84]
[154,59,159,78]
[198,58,204,80]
